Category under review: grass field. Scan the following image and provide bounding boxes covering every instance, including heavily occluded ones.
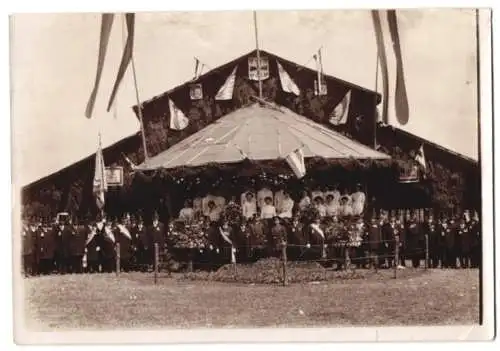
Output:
[23,268,480,331]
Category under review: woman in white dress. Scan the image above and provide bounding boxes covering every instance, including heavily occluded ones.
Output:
[351,184,366,216]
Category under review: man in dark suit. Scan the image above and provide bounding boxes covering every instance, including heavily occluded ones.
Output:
[367,216,382,269]
[100,219,117,273]
[132,217,150,272]
[56,218,73,274]
[288,216,307,262]
[381,216,398,268]
[457,217,471,268]
[147,213,165,270]
[406,212,424,268]
[469,214,481,268]
[423,214,440,268]
[85,221,100,273]
[67,218,87,274]
[37,220,57,275]
[114,219,134,272]
[396,215,407,267]
[441,216,457,268]
[22,219,36,277]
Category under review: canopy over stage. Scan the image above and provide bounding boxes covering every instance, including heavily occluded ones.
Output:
[137,102,390,172]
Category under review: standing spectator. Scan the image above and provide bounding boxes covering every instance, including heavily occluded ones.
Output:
[86,221,100,273]
[248,216,267,261]
[314,196,327,218]
[325,194,339,217]
[100,220,117,273]
[441,216,456,268]
[457,217,471,268]
[133,217,150,272]
[278,191,294,222]
[148,213,166,270]
[257,186,274,210]
[22,220,36,276]
[37,220,56,275]
[423,214,440,268]
[241,192,257,220]
[270,216,287,257]
[367,216,382,269]
[406,212,424,268]
[67,218,86,274]
[298,190,311,211]
[288,216,307,261]
[351,184,366,216]
[469,212,481,268]
[115,219,134,272]
[57,219,73,274]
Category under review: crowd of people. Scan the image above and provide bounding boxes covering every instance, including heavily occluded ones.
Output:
[176,184,367,224]
[21,185,481,276]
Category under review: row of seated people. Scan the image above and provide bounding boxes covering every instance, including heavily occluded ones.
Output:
[177,185,367,223]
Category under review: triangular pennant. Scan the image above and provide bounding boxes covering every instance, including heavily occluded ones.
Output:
[285,148,306,179]
[276,61,300,96]
[329,90,352,126]
[168,99,189,130]
[215,66,237,100]
[415,144,427,170]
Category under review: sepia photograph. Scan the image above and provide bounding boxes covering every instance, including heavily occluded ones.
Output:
[10,6,494,344]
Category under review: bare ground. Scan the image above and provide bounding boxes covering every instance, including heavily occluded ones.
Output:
[23,268,480,331]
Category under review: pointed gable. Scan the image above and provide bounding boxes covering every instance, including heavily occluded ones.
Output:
[132,49,382,158]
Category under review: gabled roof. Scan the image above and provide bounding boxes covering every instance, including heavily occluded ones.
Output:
[132,48,381,114]
[137,102,390,171]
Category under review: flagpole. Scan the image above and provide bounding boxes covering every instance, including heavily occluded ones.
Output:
[98,132,105,219]
[373,48,380,149]
[253,11,263,99]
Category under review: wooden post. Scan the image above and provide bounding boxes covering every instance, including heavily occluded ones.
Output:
[394,236,399,279]
[115,242,120,276]
[188,249,193,273]
[344,244,350,271]
[154,243,159,285]
[281,241,287,286]
[231,246,237,275]
[425,234,429,270]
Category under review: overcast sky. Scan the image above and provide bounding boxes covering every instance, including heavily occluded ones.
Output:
[11,9,479,187]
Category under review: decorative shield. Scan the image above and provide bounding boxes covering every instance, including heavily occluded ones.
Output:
[248,56,269,81]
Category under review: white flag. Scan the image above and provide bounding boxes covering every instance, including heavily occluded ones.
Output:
[277,61,300,96]
[215,66,237,100]
[117,223,132,240]
[415,144,427,170]
[93,136,108,210]
[169,98,189,130]
[329,90,352,125]
[285,148,306,179]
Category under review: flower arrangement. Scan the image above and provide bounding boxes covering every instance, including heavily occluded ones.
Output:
[168,220,209,249]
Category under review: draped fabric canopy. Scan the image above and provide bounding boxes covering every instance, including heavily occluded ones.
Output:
[137,102,390,171]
